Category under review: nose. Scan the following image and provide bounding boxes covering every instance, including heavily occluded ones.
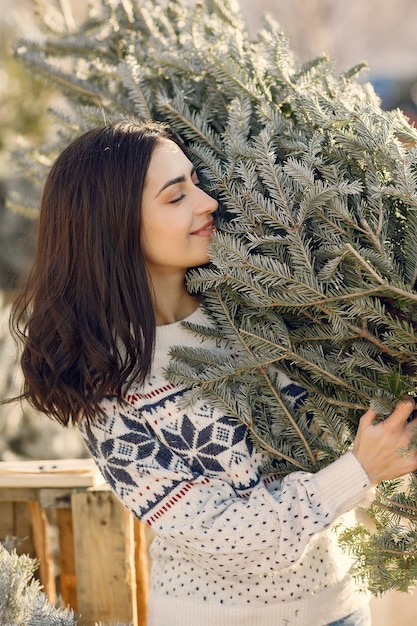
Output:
[197,187,218,215]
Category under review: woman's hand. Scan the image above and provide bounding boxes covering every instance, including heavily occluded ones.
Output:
[353,396,417,484]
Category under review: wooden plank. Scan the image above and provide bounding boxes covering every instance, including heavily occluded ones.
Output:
[0,459,104,488]
[57,507,78,611]
[15,502,36,559]
[0,501,35,559]
[72,490,137,626]
[0,488,77,508]
[0,487,42,502]
[0,501,14,540]
[133,518,149,626]
[29,501,56,604]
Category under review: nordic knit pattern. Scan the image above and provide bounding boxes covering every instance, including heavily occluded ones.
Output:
[79,307,372,626]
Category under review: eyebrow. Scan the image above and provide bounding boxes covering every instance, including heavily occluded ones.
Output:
[155,166,196,197]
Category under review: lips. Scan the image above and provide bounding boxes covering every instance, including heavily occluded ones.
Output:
[191,219,216,235]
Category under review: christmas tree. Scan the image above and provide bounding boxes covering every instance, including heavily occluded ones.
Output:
[10,0,417,593]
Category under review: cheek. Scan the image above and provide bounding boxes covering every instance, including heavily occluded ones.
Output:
[146,213,190,241]
[140,200,196,254]
[140,220,185,265]
[140,216,164,245]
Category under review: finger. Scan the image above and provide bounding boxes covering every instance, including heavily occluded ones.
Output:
[358,407,377,429]
[386,396,416,424]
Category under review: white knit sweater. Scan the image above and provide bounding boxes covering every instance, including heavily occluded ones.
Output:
[80,307,372,626]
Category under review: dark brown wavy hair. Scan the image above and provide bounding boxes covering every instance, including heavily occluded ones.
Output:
[10,119,189,426]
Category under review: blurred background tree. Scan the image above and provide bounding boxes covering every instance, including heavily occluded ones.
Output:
[239,0,417,126]
[0,1,88,462]
[0,0,53,293]
[0,10,50,154]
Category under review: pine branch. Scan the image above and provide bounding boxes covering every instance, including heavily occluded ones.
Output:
[0,540,78,625]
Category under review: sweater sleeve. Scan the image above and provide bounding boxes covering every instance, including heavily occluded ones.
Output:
[80,395,371,578]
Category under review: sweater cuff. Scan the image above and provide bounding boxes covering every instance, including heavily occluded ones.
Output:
[311,451,372,516]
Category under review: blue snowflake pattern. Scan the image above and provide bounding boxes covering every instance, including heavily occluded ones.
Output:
[161,408,254,480]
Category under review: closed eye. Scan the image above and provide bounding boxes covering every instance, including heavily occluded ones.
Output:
[170,172,200,204]
[169,194,185,204]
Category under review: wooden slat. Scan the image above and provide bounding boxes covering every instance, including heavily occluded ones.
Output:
[29,501,56,604]
[0,501,37,560]
[134,518,149,626]
[72,490,137,626]
[57,507,78,611]
[0,487,43,502]
[0,501,14,540]
[15,501,36,559]
[0,459,104,488]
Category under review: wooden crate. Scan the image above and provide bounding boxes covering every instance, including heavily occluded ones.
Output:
[0,459,149,626]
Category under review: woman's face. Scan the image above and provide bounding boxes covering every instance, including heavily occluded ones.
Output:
[140,138,218,278]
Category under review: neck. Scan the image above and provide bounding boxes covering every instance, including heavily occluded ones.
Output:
[150,273,200,325]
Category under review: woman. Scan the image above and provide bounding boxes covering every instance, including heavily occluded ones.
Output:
[11,119,417,626]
